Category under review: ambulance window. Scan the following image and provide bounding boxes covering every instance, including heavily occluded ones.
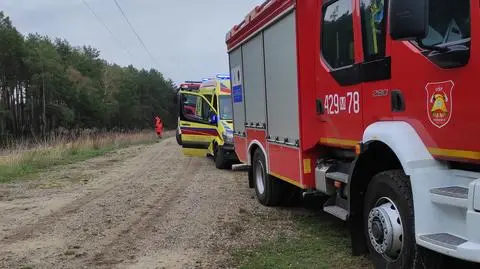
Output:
[212,95,218,111]
[360,0,387,61]
[204,94,213,104]
[321,0,354,69]
[219,95,233,120]
[183,95,214,124]
[182,95,200,121]
[202,98,212,122]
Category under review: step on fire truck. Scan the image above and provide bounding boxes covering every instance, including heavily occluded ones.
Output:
[225,0,478,267]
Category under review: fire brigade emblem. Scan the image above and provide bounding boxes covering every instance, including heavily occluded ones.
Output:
[425,80,454,128]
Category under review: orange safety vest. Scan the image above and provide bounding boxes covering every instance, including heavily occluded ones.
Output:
[155,117,163,134]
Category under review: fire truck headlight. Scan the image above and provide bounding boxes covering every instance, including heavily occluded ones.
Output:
[223,131,234,144]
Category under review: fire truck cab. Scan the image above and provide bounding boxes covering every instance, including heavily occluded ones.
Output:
[226,0,478,267]
[177,75,238,169]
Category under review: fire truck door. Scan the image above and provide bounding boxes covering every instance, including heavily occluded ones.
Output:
[358,0,393,124]
[317,0,364,143]
[179,92,219,156]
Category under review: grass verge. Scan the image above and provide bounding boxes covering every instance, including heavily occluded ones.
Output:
[0,131,161,183]
[233,212,372,269]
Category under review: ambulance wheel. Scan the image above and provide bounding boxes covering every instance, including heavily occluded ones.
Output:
[175,129,182,145]
[214,145,230,170]
[252,149,283,206]
[363,170,417,269]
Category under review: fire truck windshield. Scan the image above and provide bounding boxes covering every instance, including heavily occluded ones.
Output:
[421,0,470,47]
[219,95,233,120]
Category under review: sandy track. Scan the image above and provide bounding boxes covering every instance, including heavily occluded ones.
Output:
[0,137,300,269]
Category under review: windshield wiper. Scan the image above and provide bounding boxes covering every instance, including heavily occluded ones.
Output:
[417,43,450,52]
[417,38,471,53]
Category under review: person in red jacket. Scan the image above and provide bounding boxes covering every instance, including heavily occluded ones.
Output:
[155,116,163,138]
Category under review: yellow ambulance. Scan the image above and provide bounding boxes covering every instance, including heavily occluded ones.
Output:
[177,75,238,169]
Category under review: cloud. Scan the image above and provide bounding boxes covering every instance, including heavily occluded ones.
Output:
[0,0,264,83]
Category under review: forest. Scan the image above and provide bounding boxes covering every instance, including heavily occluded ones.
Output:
[0,11,177,143]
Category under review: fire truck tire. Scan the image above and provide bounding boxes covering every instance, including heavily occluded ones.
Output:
[248,167,254,188]
[363,170,417,269]
[252,149,283,206]
[280,183,302,206]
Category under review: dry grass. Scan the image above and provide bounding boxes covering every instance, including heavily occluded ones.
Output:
[0,131,159,183]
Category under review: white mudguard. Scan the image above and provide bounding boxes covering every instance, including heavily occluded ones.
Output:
[364,121,480,262]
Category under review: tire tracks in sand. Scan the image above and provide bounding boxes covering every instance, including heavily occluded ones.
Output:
[0,137,301,269]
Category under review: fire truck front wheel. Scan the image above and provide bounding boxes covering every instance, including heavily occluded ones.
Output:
[363,170,417,269]
[252,149,283,206]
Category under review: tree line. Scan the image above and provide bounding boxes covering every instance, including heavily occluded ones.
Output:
[0,11,177,142]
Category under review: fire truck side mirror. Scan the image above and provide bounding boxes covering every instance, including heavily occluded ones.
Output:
[389,0,428,41]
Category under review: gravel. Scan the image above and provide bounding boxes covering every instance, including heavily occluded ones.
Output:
[0,137,303,269]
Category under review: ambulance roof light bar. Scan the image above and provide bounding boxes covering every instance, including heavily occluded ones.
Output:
[183,80,202,84]
[201,74,230,82]
[178,81,202,92]
[216,74,230,80]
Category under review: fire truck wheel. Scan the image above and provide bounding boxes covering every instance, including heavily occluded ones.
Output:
[363,170,417,269]
[252,149,283,206]
[281,184,302,206]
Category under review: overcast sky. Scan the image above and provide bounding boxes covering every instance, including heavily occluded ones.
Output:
[0,0,264,84]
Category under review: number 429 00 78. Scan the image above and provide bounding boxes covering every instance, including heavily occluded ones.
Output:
[324,91,360,115]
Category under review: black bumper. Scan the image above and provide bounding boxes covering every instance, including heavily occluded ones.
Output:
[222,144,235,151]
[221,144,238,161]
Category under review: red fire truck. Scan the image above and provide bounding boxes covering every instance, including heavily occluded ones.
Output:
[226,0,478,267]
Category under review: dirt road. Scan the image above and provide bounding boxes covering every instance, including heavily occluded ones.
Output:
[0,137,300,269]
